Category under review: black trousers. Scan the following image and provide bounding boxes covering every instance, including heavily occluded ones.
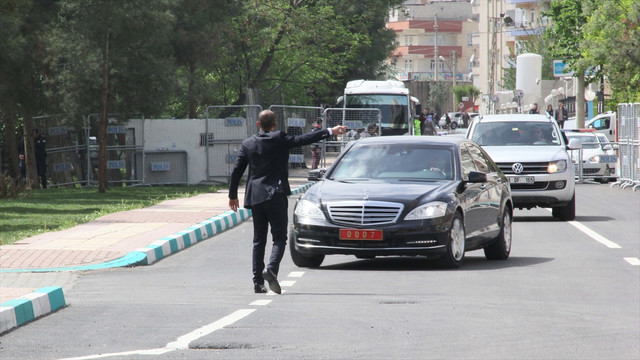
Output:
[250,192,288,285]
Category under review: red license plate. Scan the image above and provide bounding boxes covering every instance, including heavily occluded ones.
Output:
[339,229,383,241]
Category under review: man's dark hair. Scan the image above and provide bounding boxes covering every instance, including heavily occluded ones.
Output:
[258,110,276,130]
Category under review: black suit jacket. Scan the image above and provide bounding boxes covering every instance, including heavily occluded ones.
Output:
[229,128,332,209]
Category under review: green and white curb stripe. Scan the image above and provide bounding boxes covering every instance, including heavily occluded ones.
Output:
[135,209,252,264]
[0,287,66,334]
[134,181,316,265]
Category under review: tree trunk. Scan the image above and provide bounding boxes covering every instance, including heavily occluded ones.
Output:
[22,108,38,189]
[98,29,110,193]
[188,60,196,119]
[576,75,586,129]
[2,105,20,179]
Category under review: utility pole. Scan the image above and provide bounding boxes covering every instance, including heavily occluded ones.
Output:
[434,14,438,82]
[452,50,457,111]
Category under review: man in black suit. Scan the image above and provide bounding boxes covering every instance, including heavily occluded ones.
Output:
[229,110,346,294]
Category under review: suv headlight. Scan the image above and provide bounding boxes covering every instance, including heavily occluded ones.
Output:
[294,199,324,219]
[548,160,567,173]
[405,201,447,220]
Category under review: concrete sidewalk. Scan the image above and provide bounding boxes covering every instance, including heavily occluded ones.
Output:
[0,178,313,334]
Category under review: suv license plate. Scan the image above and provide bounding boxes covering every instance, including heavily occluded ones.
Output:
[339,229,383,241]
[509,176,534,184]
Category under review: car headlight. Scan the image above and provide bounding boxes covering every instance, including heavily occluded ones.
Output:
[294,199,325,219]
[588,155,600,163]
[548,160,567,173]
[405,201,447,220]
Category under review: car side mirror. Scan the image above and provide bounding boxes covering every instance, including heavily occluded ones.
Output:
[467,171,487,183]
[307,168,326,181]
[602,144,613,151]
[567,138,582,150]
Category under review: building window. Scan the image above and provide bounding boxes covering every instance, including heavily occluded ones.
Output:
[467,33,473,46]
[405,59,413,73]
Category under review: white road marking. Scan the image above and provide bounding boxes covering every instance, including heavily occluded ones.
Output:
[60,272,305,359]
[59,348,172,359]
[250,299,272,306]
[568,221,621,249]
[624,257,640,266]
[166,309,255,349]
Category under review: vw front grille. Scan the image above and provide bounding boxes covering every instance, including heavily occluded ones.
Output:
[497,162,549,175]
[326,201,403,226]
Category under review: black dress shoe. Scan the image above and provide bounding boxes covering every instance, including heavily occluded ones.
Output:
[262,269,281,294]
[254,284,267,293]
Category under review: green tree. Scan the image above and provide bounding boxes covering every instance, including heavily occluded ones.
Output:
[544,0,588,126]
[581,0,640,102]
[428,81,449,116]
[49,0,177,192]
[0,0,57,188]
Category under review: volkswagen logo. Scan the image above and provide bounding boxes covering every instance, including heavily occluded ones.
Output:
[512,163,524,174]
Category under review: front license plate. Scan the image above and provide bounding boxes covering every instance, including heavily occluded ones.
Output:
[509,176,534,184]
[339,229,383,241]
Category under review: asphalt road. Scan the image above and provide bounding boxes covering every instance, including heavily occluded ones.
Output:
[0,183,638,360]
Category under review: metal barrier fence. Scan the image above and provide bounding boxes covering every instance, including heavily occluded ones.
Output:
[612,103,640,190]
[204,105,262,183]
[269,105,324,171]
[322,107,382,168]
[26,114,142,188]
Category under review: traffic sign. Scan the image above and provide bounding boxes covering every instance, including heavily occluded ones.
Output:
[458,102,464,109]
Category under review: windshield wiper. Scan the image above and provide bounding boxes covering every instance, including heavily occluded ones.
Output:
[331,178,371,182]
[397,178,439,182]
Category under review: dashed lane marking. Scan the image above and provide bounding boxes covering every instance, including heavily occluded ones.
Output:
[624,257,640,266]
[250,299,272,306]
[568,221,621,249]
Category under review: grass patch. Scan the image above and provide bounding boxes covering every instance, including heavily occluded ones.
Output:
[0,185,222,245]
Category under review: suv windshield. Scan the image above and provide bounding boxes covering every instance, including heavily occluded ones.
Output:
[470,121,561,146]
[566,134,600,149]
[329,144,454,181]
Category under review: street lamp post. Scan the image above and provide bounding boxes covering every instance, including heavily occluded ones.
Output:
[439,51,457,112]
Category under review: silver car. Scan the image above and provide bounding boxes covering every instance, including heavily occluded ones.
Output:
[467,114,581,220]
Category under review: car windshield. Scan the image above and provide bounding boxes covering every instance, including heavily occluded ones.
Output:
[470,121,561,146]
[566,134,600,149]
[329,144,454,181]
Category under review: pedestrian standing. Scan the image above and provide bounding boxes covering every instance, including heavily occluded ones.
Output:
[33,128,47,189]
[529,103,539,114]
[546,104,554,117]
[310,118,323,170]
[422,110,437,135]
[228,110,346,294]
[554,102,568,128]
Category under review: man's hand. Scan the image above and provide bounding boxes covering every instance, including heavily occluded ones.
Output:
[330,125,347,135]
[229,198,239,212]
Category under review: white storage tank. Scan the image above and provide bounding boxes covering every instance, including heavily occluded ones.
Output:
[516,53,542,109]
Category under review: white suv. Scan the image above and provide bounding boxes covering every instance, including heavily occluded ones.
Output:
[467,114,581,220]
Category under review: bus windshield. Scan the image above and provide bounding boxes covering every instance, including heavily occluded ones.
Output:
[345,94,408,135]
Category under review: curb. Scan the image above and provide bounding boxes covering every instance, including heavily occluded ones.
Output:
[0,287,66,334]
[0,182,315,334]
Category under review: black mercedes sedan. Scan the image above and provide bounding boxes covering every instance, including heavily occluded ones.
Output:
[290,136,513,268]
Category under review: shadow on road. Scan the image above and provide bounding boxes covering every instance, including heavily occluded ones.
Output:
[317,255,553,272]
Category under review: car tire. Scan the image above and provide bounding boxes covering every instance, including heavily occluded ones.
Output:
[438,212,465,268]
[289,228,324,268]
[450,122,458,130]
[552,193,576,221]
[484,208,512,260]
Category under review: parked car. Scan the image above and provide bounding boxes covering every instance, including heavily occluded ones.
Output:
[439,112,479,129]
[467,114,581,220]
[291,135,513,269]
[563,129,617,183]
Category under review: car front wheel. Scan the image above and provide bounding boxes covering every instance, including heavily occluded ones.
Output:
[552,193,576,221]
[289,228,324,268]
[438,212,465,268]
[484,208,512,260]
